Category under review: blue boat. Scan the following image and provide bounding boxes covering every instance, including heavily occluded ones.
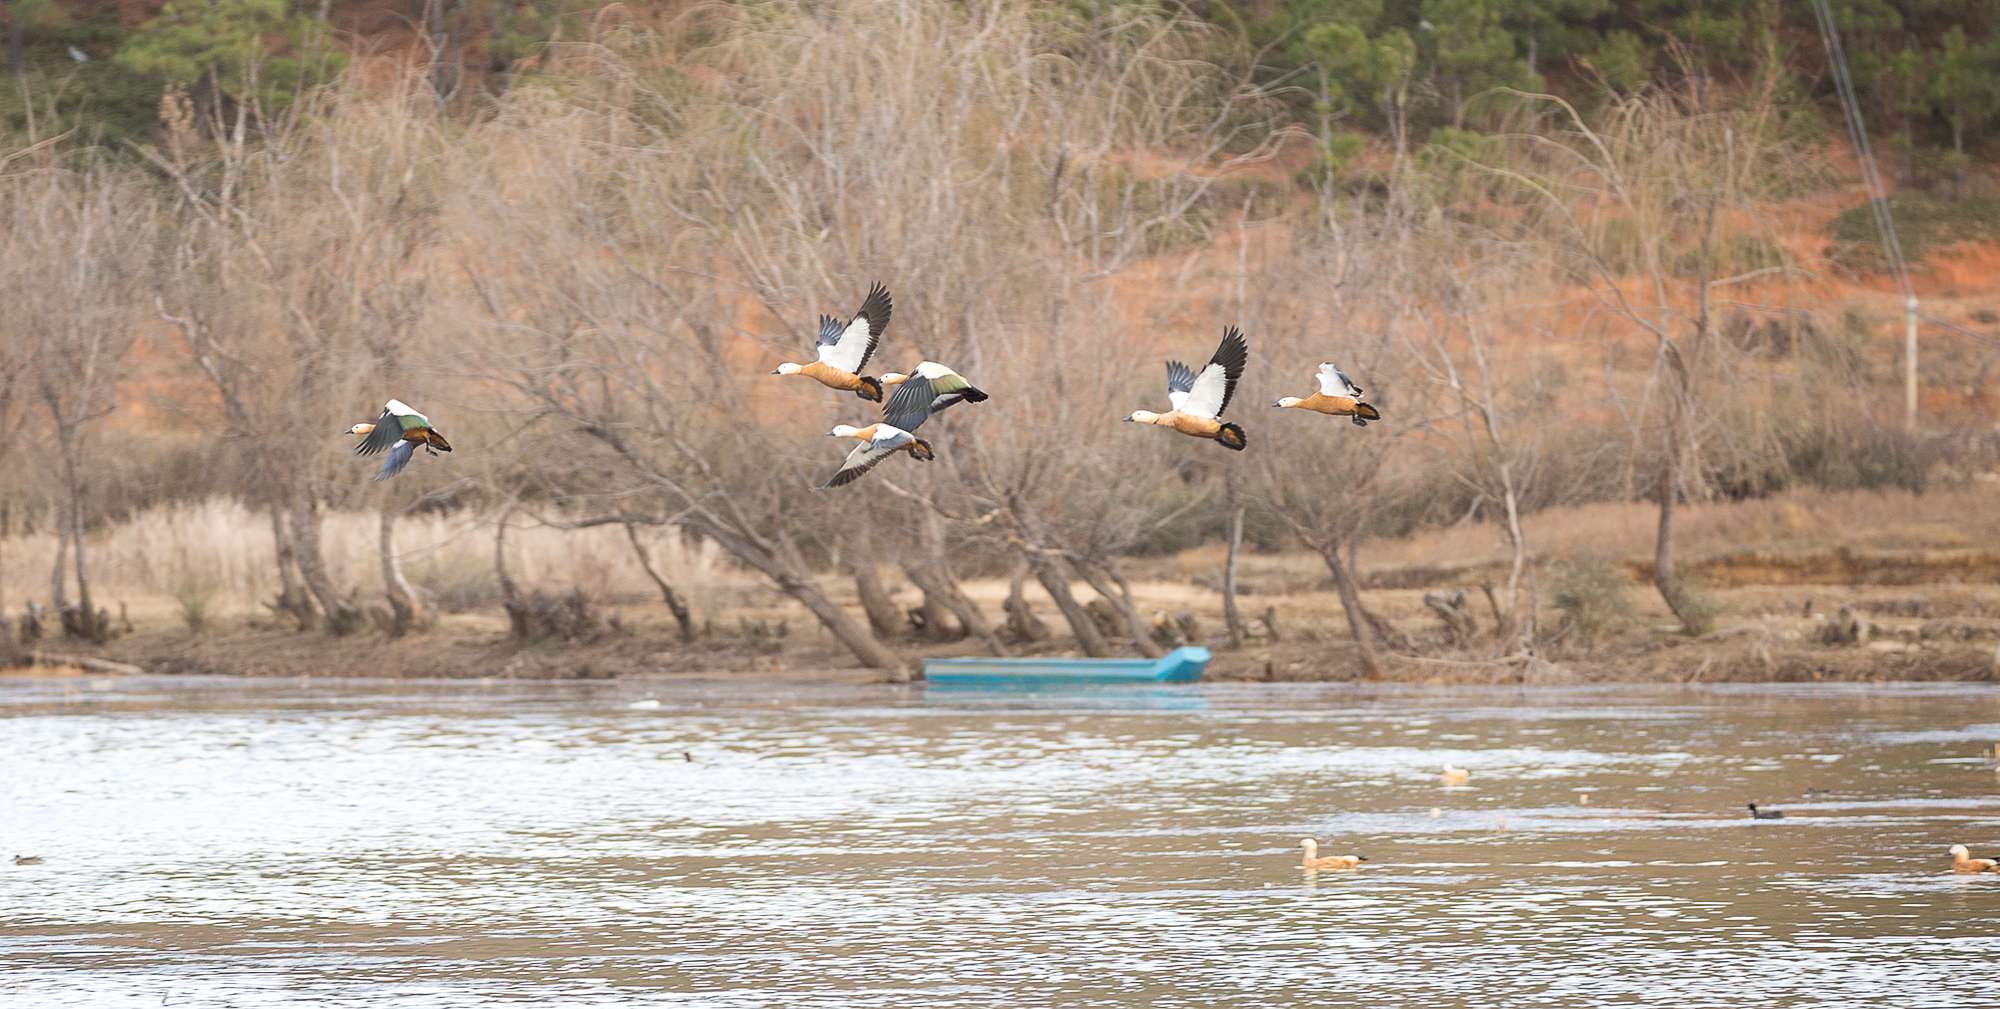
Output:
[920,646,1211,685]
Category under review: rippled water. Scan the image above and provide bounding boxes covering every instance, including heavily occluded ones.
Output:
[4,676,1999,1007]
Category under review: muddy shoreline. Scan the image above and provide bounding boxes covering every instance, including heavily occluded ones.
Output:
[9,619,1994,687]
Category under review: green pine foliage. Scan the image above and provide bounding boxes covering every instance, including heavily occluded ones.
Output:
[0,0,1997,178]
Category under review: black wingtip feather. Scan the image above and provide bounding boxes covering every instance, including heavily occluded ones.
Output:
[1212,326,1249,381]
[856,282,893,340]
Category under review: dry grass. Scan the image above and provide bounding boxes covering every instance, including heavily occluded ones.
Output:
[1365,482,2000,572]
[0,500,732,627]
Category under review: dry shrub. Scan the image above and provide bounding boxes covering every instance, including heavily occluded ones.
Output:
[1551,552,1634,645]
[408,552,500,614]
[505,587,604,642]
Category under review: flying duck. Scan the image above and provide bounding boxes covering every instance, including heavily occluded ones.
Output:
[772,282,892,402]
[1275,363,1381,426]
[880,362,988,429]
[1298,839,1365,870]
[1124,327,1248,450]
[818,423,934,489]
[345,399,451,482]
[1950,844,1998,873]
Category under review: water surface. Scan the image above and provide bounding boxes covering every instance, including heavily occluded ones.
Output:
[4,676,1998,1006]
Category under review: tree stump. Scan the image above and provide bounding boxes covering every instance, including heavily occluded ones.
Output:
[1424,589,1479,647]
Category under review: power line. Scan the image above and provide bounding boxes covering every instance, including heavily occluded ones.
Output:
[1809,0,1921,429]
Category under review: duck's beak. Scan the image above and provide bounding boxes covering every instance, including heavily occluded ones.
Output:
[1271,400,1283,407]
[1121,416,1134,422]
[770,367,784,375]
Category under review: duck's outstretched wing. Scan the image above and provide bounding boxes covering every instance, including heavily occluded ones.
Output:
[884,391,973,434]
[820,441,900,489]
[373,439,417,482]
[1315,362,1363,398]
[355,406,401,456]
[1183,327,1247,420]
[1164,360,1196,412]
[816,282,891,374]
[882,364,986,423]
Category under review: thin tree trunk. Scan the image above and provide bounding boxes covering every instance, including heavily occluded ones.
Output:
[50,502,68,621]
[688,515,911,680]
[624,522,694,643]
[847,518,903,639]
[902,561,1005,654]
[1003,555,1050,642]
[269,501,314,629]
[1497,472,1527,644]
[378,506,421,637]
[1653,418,1683,614]
[914,580,958,641]
[1072,559,1164,658]
[909,510,960,642]
[1222,490,1247,649]
[1031,554,1112,657]
[289,484,364,635]
[0,504,18,667]
[70,483,103,643]
[495,508,531,642]
[1317,544,1384,680]
[5,0,24,80]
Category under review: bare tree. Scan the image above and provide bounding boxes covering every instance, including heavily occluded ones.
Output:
[153,81,449,635]
[1478,83,1802,632]
[6,159,158,643]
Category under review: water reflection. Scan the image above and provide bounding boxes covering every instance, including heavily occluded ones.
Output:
[3,677,1997,1007]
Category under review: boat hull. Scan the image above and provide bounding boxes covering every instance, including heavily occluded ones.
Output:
[921,646,1210,685]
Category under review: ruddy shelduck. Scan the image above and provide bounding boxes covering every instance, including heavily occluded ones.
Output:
[1274,363,1381,426]
[772,282,892,402]
[1298,839,1366,870]
[819,423,934,489]
[880,361,988,428]
[345,399,452,482]
[1125,327,1249,450]
[1950,844,1999,873]
[1441,764,1470,786]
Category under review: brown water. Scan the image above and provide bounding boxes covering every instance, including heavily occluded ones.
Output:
[3,676,1998,1007]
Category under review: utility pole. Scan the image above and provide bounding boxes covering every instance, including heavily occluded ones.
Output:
[6,0,26,80]
[1905,296,1920,430]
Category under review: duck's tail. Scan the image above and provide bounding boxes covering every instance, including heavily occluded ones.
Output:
[958,385,990,403]
[908,438,936,461]
[1216,422,1247,451]
[855,376,884,402]
[1351,402,1381,426]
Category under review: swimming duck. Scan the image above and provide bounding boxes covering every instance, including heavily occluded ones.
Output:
[13,855,43,865]
[1299,839,1365,870]
[819,423,934,489]
[772,282,892,402]
[880,362,988,428]
[1748,803,1783,819]
[1274,363,1381,426]
[1950,844,1999,873]
[1124,327,1249,451]
[346,399,452,482]
[1441,765,1470,785]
